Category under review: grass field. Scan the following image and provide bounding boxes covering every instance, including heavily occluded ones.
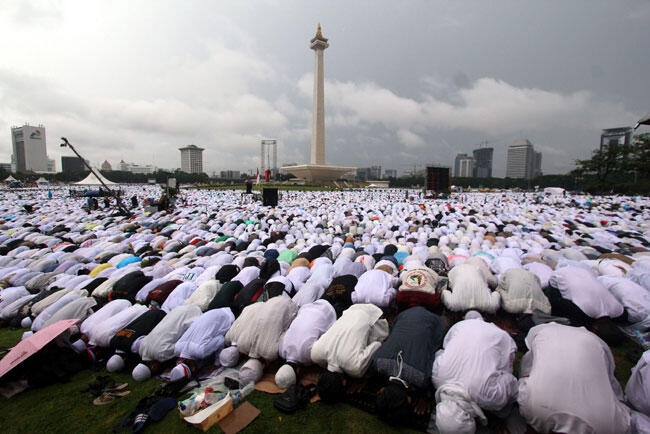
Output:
[0,328,639,434]
[0,328,417,434]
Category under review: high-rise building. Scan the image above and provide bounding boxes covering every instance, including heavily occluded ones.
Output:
[472,145,494,178]
[506,140,542,179]
[61,156,88,173]
[383,169,397,179]
[179,145,204,174]
[119,160,156,174]
[10,124,55,173]
[600,127,633,152]
[454,153,474,177]
[220,170,241,180]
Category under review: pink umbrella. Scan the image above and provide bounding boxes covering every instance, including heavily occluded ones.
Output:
[0,318,79,380]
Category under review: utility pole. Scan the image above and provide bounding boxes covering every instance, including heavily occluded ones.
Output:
[60,137,131,217]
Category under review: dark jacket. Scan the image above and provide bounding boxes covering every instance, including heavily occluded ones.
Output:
[207,280,243,311]
[371,307,446,389]
[110,308,167,352]
[109,271,153,303]
[231,278,265,317]
[145,279,183,306]
[321,275,357,318]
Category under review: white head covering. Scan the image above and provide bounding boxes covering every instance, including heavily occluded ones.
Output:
[435,384,486,434]
[21,317,32,328]
[464,310,483,320]
[131,335,145,354]
[169,362,191,382]
[219,346,240,367]
[239,358,263,385]
[275,364,296,389]
[132,363,152,381]
[106,354,125,372]
[71,339,87,353]
[436,400,477,434]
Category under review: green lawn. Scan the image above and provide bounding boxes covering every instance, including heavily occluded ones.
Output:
[0,328,639,434]
[0,328,416,434]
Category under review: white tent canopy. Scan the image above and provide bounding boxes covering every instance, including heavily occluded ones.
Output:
[544,187,565,195]
[3,175,17,183]
[35,177,49,185]
[73,170,117,185]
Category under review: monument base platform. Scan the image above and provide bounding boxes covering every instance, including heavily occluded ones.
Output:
[281,164,356,183]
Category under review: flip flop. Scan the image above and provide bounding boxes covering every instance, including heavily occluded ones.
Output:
[105,383,129,393]
[93,393,115,406]
[108,390,131,398]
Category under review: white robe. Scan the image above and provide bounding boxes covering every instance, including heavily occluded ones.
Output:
[443,264,500,313]
[279,299,337,365]
[432,318,517,412]
[523,261,553,289]
[80,299,131,336]
[598,276,650,324]
[550,266,624,319]
[174,307,234,360]
[32,291,86,332]
[517,323,630,434]
[497,268,551,315]
[626,350,650,417]
[183,280,222,311]
[89,304,149,347]
[311,304,389,378]
[161,281,198,313]
[135,277,166,303]
[225,296,298,361]
[42,296,97,329]
[351,269,397,308]
[286,266,311,292]
[139,304,202,362]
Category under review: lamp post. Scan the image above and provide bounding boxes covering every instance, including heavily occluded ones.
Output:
[60,137,131,216]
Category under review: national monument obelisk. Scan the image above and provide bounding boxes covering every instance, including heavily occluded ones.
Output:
[282,24,355,182]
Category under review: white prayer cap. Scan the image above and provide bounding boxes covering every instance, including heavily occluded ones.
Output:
[239,358,263,386]
[435,400,477,434]
[132,363,152,381]
[169,362,191,382]
[130,335,145,354]
[21,331,34,340]
[21,317,32,328]
[106,354,125,372]
[464,310,483,321]
[71,339,87,353]
[275,364,296,389]
[219,346,240,367]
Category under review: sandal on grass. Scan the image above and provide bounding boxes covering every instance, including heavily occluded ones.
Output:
[105,383,129,393]
[93,390,130,405]
[93,393,116,406]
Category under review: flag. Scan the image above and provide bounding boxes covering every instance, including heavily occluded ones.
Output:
[256,168,260,185]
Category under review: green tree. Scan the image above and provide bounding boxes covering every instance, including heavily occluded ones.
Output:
[630,133,650,180]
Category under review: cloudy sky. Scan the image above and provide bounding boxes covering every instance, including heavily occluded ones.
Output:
[1,0,649,176]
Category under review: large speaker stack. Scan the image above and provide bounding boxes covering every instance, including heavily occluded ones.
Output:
[426,166,450,192]
[262,188,278,207]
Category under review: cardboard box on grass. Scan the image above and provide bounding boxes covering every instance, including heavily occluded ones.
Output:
[184,394,234,431]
